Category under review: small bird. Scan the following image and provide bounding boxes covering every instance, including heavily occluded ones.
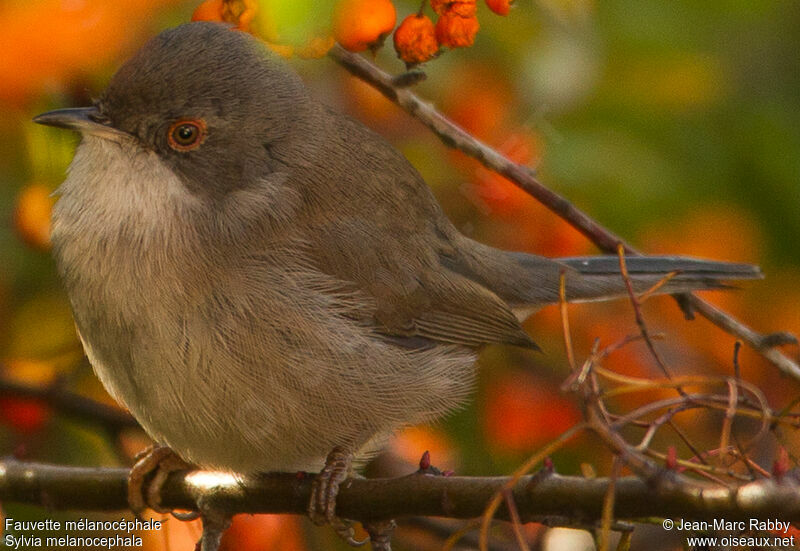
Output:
[35,22,760,539]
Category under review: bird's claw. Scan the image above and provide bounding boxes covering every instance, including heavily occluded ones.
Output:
[128,444,196,518]
[309,446,351,524]
[309,446,368,547]
[332,518,369,547]
[364,519,396,551]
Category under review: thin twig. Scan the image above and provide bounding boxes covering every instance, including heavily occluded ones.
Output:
[642,449,750,483]
[635,405,696,451]
[502,488,531,551]
[594,333,665,365]
[560,270,577,372]
[729,444,771,478]
[615,531,632,551]
[638,271,678,303]
[616,245,674,383]
[598,458,622,551]
[666,420,710,467]
[718,378,739,467]
[478,424,586,551]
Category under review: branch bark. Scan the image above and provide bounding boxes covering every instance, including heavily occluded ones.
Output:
[326,45,800,381]
[1,460,799,523]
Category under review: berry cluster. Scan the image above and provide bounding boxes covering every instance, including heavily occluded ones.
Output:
[191,0,515,65]
[394,0,516,65]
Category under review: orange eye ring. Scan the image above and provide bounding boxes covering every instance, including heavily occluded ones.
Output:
[167,119,207,151]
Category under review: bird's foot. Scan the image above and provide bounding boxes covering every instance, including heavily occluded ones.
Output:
[308,446,368,547]
[196,497,232,551]
[364,519,396,551]
[128,444,197,518]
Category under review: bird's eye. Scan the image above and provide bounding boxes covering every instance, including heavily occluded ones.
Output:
[167,119,207,151]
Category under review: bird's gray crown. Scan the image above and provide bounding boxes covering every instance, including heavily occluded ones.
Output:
[95,22,314,197]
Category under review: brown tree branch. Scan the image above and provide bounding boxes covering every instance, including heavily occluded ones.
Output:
[0,373,138,435]
[1,460,799,523]
[326,45,800,381]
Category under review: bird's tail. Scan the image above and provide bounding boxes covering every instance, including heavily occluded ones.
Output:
[445,237,762,312]
[533,254,762,306]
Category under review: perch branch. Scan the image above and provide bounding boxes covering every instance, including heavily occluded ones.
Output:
[1,460,799,522]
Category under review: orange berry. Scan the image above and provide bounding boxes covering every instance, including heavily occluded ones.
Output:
[13,183,54,251]
[450,1,478,17]
[486,0,513,16]
[431,0,477,16]
[393,14,438,64]
[435,12,479,48]
[334,0,397,52]
[191,0,224,23]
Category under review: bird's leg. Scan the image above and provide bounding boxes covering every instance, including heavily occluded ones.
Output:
[364,519,396,551]
[308,446,368,547]
[196,496,232,551]
[128,444,197,518]
[308,445,351,524]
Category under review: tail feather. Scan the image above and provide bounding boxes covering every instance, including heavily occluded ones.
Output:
[557,255,762,305]
[447,239,762,312]
[501,251,762,309]
[560,256,763,280]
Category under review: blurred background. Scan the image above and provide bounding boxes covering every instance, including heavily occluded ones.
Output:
[0,0,798,549]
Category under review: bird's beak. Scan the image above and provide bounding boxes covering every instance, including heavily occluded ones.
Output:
[33,107,129,141]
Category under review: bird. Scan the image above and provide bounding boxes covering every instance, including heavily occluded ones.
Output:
[34,21,761,543]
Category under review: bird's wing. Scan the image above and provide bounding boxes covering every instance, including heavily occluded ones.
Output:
[287,107,535,350]
[304,217,537,350]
